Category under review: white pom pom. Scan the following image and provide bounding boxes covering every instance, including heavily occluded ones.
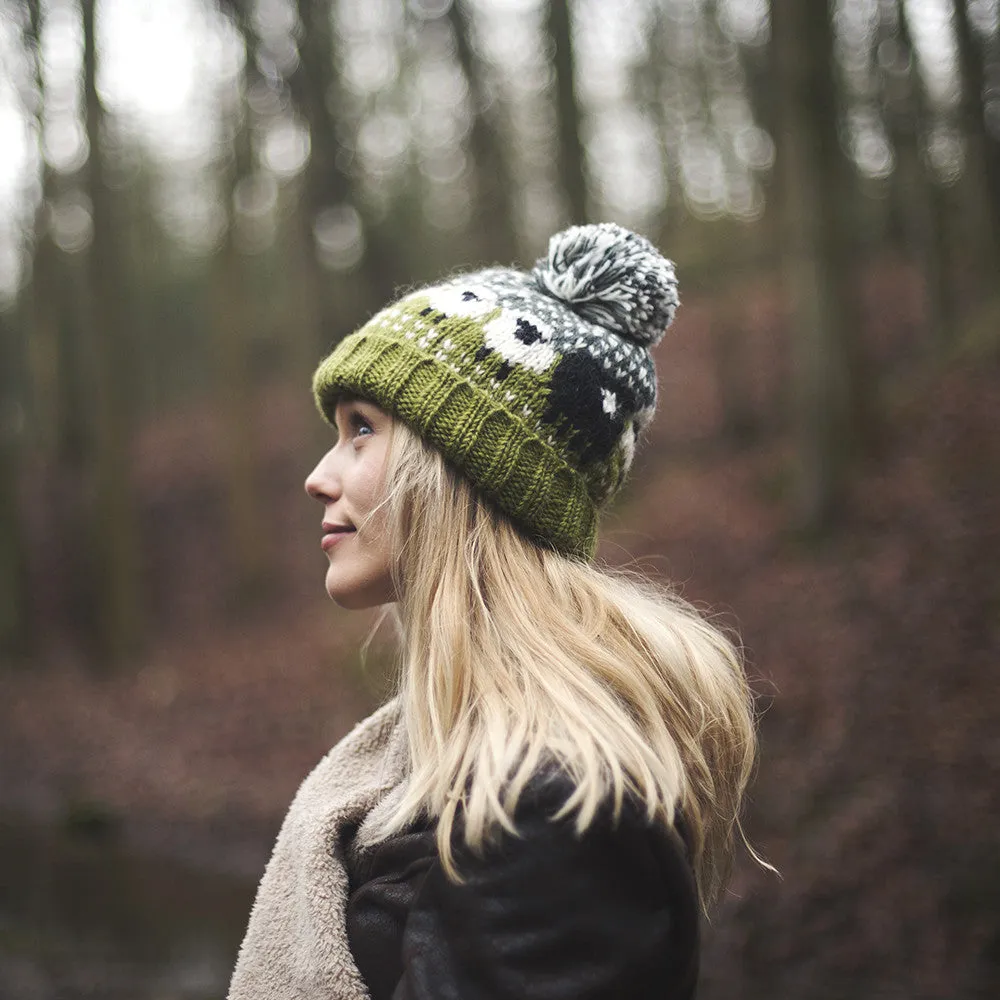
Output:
[531,223,679,346]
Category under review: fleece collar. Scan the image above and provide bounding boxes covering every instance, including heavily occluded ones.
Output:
[228,699,407,1000]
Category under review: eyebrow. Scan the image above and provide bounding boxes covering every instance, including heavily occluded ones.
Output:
[331,397,376,434]
[336,392,377,411]
[337,397,375,418]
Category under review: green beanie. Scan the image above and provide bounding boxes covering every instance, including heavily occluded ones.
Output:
[312,222,679,561]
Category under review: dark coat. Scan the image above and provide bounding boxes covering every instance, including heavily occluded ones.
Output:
[343,773,701,1000]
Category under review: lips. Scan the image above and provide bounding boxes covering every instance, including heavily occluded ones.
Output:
[321,522,355,551]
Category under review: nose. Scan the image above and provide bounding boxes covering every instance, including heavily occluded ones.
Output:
[304,449,340,503]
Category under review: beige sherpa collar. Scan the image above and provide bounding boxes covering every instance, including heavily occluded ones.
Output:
[227,698,407,1000]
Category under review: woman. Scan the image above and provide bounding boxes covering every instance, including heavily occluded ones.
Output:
[228,223,761,1000]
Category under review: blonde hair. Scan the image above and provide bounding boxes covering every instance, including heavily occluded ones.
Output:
[359,415,760,911]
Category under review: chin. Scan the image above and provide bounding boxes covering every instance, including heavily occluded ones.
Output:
[327,590,380,611]
[324,570,396,610]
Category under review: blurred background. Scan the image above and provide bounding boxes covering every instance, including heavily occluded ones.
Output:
[0,0,997,996]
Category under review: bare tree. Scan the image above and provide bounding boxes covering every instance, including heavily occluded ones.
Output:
[220,0,401,353]
[546,0,587,223]
[211,65,271,607]
[0,301,30,658]
[951,0,1000,298]
[448,0,518,264]
[294,0,403,314]
[81,0,142,664]
[771,0,872,532]
[882,0,953,350]
[0,0,45,659]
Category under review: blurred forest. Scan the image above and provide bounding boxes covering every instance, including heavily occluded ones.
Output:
[0,0,998,998]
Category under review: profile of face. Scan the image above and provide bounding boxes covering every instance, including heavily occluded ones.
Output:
[304,396,398,610]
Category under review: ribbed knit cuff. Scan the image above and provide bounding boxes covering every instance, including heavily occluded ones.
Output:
[312,331,598,561]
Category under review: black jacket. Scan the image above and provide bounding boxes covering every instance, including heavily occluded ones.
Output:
[343,774,700,1000]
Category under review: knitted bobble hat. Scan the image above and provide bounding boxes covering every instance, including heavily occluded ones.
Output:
[312,222,679,561]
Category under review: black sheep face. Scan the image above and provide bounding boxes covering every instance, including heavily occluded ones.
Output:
[541,350,639,466]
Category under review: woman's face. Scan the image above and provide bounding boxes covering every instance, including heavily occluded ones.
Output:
[304,396,398,609]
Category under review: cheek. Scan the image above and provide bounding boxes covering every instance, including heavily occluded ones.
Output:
[356,446,390,514]
[356,476,383,519]
[324,521,396,608]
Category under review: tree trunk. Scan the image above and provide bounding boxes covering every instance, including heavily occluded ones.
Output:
[23,0,58,461]
[82,0,142,666]
[0,303,30,659]
[771,0,871,533]
[546,0,587,224]
[217,1,328,381]
[211,78,271,608]
[23,0,97,651]
[886,0,954,351]
[952,0,1000,296]
[448,0,519,264]
[644,2,686,242]
[295,0,401,317]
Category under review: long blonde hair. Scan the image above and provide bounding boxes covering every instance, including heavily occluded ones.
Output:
[360,415,759,911]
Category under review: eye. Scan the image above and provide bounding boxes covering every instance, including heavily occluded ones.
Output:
[349,411,374,439]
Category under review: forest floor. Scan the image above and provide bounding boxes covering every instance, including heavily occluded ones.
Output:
[1,287,998,998]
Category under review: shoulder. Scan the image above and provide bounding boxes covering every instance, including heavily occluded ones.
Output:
[486,765,694,862]
[463,767,698,913]
[396,768,700,1000]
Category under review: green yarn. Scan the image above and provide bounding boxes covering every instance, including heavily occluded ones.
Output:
[312,309,599,560]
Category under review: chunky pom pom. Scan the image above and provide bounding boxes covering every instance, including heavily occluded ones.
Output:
[531,223,679,346]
